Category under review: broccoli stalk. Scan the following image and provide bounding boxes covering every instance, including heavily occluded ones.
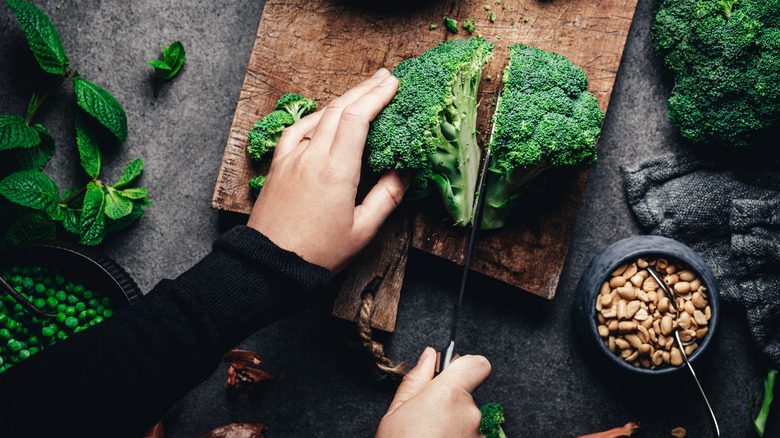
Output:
[479,403,507,438]
[367,38,493,226]
[247,93,316,160]
[481,44,603,229]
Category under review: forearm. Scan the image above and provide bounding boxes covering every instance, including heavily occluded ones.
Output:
[0,226,331,437]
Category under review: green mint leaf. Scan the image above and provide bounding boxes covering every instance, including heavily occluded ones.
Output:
[3,211,56,247]
[106,203,144,234]
[113,158,144,189]
[147,59,172,79]
[61,207,80,235]
[0,170,62,220]
[119,187,148,199]
[0,114,41,151]
[26,93,39,121]
[8,124,55,173]
[79,182,106,246]
[162,41,185,78]
[75,118,101,178]
[104,187,133,220]
[134,196,151,207]
[72,78,128,141]
[5,0,69,74]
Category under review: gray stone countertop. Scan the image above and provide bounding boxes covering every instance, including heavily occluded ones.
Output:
[1,0,777,436]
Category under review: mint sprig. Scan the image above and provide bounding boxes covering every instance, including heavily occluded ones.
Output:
[1,0,150,248]
[148,41,186,81]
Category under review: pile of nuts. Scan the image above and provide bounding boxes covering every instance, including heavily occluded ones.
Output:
[594,256,712,369]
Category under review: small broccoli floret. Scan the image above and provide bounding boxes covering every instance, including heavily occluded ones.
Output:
[652,0,780,146]
[429,22,438,30]
[489,11,497,22]
[274,93,316,121]
[367,38,493,226]
[247,110,295,160]
[463,18,476,34]
[482,44,603,229]
[248,175,267,197]
[479,403,507,438]
[444,16,459,34]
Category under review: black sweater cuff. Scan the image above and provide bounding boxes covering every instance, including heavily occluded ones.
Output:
[176,225,333,350]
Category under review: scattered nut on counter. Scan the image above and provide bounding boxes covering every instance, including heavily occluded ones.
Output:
[594,257,711,369]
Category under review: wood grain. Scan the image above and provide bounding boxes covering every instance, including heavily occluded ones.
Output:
[212,0,638,328]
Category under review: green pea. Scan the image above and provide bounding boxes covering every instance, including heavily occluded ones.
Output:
[5,320,19,331]
[78,311,88,321]
[96,305,105,314]
[54,274,65,286]
[88,298,99,308]
[30,317,40,325]
[66,294,78,305]
[45,288,55,298]
[0,314,6,326]
[103,309,114,318]
[73,284,85,294]
[56,330,68,340]
[101,297,112,307]
[27,335,39,345]
[12,303,22,313]
[20,267,30,276]
[83,290,94,300]
[75,302,86,313]
[85,309,97,319]
[55,312,66,323]
[55,290,67,302]
[74,326,86,333]
[28,346,39,354]
[65,306,76,317]
[56,304,66,312]
[22,277,33,290]
[42,276,52,287]
[90,316,104,325]
[35,283,46,294]
[7,339,23,352]
[65,283,73,292]
[34,298,46,309]
[31,266,42,275]
[0,356,4,366]
[18,350,30,360]
[10,275,21,285]
[0,329,10,340]
[65,317,78,329]
[41,326,55,337]
[46,297,58,309]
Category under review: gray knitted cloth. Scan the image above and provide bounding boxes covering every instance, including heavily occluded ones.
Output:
[623,152,780,367]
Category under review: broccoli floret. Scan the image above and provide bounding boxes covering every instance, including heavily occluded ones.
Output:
[247,110,294,160]
[489,11,497,22]
[248,175,267,197]
[444,16,459,34]
[429,22,438,30]
[481,44,603,229]
[367,38,493,226]
[479,403,507,438]
[274,93,316,121]
[463,18,476,34]
[652,0,780,146]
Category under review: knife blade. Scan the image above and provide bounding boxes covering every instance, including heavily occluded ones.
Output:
[436,83,502,372]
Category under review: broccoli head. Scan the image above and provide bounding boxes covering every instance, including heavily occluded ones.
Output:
[248,175,267,197]
[444,16,459,34]
[479,403,507,438]
[481,44,603,230]
[274,93,316,121]
[247,110,294,160]
[366,37,493,226]
[652,0,780,146]
[462,18,476,34]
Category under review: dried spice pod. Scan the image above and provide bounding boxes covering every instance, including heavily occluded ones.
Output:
[223,349,272,393]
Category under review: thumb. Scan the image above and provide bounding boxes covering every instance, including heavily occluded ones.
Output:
[385,347,436,415]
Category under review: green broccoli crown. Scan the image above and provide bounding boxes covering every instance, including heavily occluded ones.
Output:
[366,37,493,226]
[479,403,507,438]
[246,110,294,160]
[482,44,603,229]
[275,93,317,121]
[444,16,459,33]
[652,0,780,146]
[248,175,267,197]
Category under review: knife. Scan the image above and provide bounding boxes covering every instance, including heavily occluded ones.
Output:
[436,84,501,372]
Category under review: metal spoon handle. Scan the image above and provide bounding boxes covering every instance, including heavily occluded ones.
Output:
[675,331,720,437]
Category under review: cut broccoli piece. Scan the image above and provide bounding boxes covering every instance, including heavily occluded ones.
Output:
[652,0,780,146]
[429,22,438,30]
[247,110,294,160]
[489,11,497,22]
[367,37,493,226]
[463,18,476,34]
[479,403,507,438]
[444,16,459,34]
[248,175,267,197]
[481,44,603,229]
[274,93,316,121]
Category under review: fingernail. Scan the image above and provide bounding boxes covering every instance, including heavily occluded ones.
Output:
[379,74,397,86]
[418,346,434,363]
[372,68,389,78]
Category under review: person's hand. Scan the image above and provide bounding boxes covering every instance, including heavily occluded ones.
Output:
[375,347,491,438]
[247,69,407,273]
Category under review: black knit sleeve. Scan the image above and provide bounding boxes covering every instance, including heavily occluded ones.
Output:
[0,226,332,438]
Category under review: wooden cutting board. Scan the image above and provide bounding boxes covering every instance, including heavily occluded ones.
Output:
[212,0,638,331]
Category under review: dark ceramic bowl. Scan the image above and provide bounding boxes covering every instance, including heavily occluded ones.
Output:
[574,235,720,377]
[0,243,141,310]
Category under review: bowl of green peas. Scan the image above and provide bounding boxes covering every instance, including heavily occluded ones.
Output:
[0,243,141,372]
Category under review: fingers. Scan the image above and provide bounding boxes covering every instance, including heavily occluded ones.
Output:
[434,355,492,394]
[274,110,323,160]
[310,68,393,147]
[353,170,408,241]
[386,347,436,415]
[329,74,398,169]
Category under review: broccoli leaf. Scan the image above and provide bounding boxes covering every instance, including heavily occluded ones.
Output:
[112,158,144,189]
[75,118,101,179]
[72,78,128,141]
[79,182,106,245]
[0,170,62,220]
[0,115,41,151]
[4,0,69,75]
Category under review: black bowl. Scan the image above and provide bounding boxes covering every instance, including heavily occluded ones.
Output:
[0,243,141,310]
[574,235,720,377]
